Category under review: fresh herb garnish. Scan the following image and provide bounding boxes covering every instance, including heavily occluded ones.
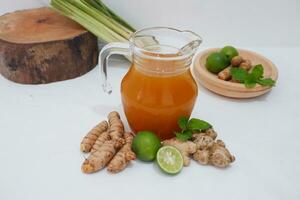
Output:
[175,117,212,141]
[231,64,276,88]
[178,116,189,130]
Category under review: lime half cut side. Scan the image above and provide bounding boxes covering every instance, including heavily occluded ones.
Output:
[156,146,183,174]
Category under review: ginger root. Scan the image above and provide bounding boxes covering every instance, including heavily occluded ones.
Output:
[193,129,235,168]
[82,140,123,173]
[218,66,232,80]
[193,149,210,165]
[205,128,218,140]
[209,140,235,167]
[193,133,214,150]
[80,120,108,153]
[239,59,252,71]
[193,128,217,150]
[163,138,197,166]
[231,56,243,67]
[107,132,136,173]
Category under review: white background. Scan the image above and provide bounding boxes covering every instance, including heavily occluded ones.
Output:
[0,1,300,200]
[1,0,300,47]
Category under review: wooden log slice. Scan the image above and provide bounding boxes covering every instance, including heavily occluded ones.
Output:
[0,7,98,84]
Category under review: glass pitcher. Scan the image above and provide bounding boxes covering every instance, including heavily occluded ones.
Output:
[99,27,202,140]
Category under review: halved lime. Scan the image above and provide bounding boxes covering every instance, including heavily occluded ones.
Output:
[156,146,183,174]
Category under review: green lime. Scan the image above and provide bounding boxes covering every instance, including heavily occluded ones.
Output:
[156,146,183,174]
[220,46,239,62]
[132,131,161,162]
[206,52,229,74]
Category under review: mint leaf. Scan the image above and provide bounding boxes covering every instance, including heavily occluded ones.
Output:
[230,68,248,82]
[231,63,275,88]
[251,65,264,80]
[175,130,193,141]
[257,78,276,87]
[187,118,212,131]
[175,133,190,141]
[183,130,193,137]
[178,116,189,130]
[244,74,257,88]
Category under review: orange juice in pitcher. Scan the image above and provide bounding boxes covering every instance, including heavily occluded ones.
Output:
[99,27,202,140]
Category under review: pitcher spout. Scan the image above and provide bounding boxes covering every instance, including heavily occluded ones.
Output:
[179,30,203,55]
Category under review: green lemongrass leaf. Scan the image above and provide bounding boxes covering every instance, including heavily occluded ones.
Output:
[84,0,105,12]
[80,0,132,38]
[94,0,135,31]
[257,78,276,87]
[51,0,115,42]
[50,0,134,42]
[85,0,135,31]
[51,0,127,42]
[187,118,212,131]
[51,0,115,41]
[66,0,129,40]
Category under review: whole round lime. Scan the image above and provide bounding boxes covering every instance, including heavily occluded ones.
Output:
[132,131,161,162]
[220,46,239,62]
[206,52,229,74]
[156,146,183,174]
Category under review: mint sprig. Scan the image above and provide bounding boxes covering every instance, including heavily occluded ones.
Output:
[175,117,212,141]
[231,64,276,88]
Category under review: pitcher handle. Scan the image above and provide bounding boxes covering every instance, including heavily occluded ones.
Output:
[99,42,131,94]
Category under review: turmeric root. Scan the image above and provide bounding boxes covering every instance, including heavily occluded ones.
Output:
[80,120,108,153]
[193,129,235,168]
[107,132,136,173]
[163,138,197,166]
[108,111,125,146]
[82,140,123,173]
[91,131,110,153]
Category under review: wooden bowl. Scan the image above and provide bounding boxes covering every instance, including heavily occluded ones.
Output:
[192,48,278,98]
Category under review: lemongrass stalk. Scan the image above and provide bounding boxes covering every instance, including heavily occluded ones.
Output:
[57,0,128,41]
[92,0,135,32]
[82,0,133,36]
[51,5,116,42]
[78,0,132,39]
[51,0,127,42]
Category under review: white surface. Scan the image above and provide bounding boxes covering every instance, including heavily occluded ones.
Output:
[1,0,300,47]
[0,47,300,200]
[1,1,300,200]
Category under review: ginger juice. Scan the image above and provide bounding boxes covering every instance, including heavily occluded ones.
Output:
[121,50,198,140]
